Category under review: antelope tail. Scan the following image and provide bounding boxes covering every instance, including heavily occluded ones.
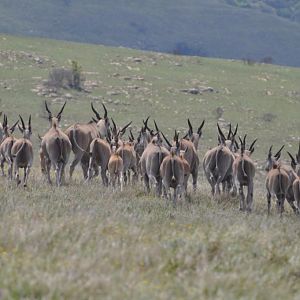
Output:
[115,159,119,175]
[12,141,26,158]
[241,158,247,178]
[6,140,15,163]
[55,137,64,164]
[214,146,222,174]
[171,157,176,182]
[277,168,283,196]
[72,127,88,154]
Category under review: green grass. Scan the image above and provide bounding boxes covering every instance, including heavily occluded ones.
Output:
[1,172,300,299]
[1,34,300,299]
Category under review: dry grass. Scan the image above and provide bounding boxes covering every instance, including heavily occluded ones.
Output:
[1,169,300,299]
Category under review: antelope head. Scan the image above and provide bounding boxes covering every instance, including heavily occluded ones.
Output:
[217,123,238,151]
[91,102,111,138]
[161,130,180,155]
[45,101,66,128]
[172,130,181,156]
[150,120,163,146]
[110,118,132,149]
[127,129,135,147]
[187,119,205,150]
[265,145,284,172]
[2,114,19,138]
[18,115,32,139]
[237,135,257,157]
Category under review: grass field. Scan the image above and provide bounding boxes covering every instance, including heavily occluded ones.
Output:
[1,34,300,299]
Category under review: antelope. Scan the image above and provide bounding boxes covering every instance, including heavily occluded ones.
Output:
[0,114,19,178]
[40,101,71,186]
[155,120,199,192]
[287,142,300,177]
[110,119,137,184]
[87,137,111,186]
[160,131,185,204]
[11,115,33,187]
[140,129,169,196]
[265,145,299,214]
[177,138,199,192]
[232,135,257,212]
[65,102,110,179]
[203,123,238,198]
[134,117,153,177]
[287,142,300,212]
[265,145,290,216]
[186,119,205,150]
[161,131,190,193]
[108,145,124,190]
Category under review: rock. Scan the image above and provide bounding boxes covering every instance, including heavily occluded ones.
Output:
[48,93,58,98]
[64,93,73,99]
[107,91,121,96]
[180,88,200,95]
[200,86,214,93]
[180,86,214,95]
[34,57,43,64]
[133,57,142,63]
[265,90,273,96]
[262,113,276,122]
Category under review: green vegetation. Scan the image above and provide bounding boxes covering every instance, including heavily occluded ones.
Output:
[1,34,300,298]
[226,0,300,21]
[1,1,300,66]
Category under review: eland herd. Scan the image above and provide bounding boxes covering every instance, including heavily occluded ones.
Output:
[0,101,300,216]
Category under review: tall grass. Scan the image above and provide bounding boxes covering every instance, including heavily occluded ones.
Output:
[1,170,300,299]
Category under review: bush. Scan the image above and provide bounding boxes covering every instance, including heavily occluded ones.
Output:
[46,60,84,90]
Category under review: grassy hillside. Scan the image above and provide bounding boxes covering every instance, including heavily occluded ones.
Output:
[1,0,300,66]
[1,34,300,298]
[226,0,300,21]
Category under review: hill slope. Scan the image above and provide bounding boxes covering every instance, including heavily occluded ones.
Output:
[1,33,300,159]
[1,34,300,299]
[1,0,300,66]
